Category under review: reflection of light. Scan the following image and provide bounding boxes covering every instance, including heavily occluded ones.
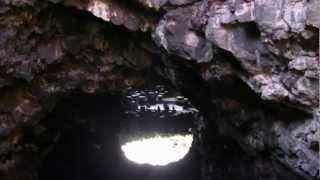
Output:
[121,134,193,166]
[138,104,184,111]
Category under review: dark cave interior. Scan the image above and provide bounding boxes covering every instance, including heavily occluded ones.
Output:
[38,93,202,180]
[34,65,311,180]
[0,3,315,180]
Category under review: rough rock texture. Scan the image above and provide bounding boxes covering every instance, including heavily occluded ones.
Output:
[0,0,319,179]
[153,5,214,63]
[153,0,319,179]
[61,0,157,31]
[0,2,152,179]
[154,0,319,112]
[134,0,200,10]
[157,52,319,179]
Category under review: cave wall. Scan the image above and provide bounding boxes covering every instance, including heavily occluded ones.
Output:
[0,0,319,179]
[152,1,319,178]
[0,3,152,179]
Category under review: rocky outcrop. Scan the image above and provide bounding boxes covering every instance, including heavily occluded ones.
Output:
[159,52,319,179]
[154,0,319,112]
[153,0,319,179]
[153,5,214,63]
[61,0,157,31]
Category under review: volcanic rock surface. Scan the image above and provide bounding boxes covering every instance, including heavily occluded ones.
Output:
[0,0,319,180]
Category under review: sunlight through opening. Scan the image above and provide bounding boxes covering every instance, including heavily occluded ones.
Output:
[121,134,193,166]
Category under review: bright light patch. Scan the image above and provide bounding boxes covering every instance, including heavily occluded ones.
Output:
[121,134,193,166]
[138,104,184,111]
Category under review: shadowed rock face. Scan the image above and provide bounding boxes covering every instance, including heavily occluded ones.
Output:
[0,3,152,179]
[61,0,157,31]
[0,0,319,180]
[152,1,319,178]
